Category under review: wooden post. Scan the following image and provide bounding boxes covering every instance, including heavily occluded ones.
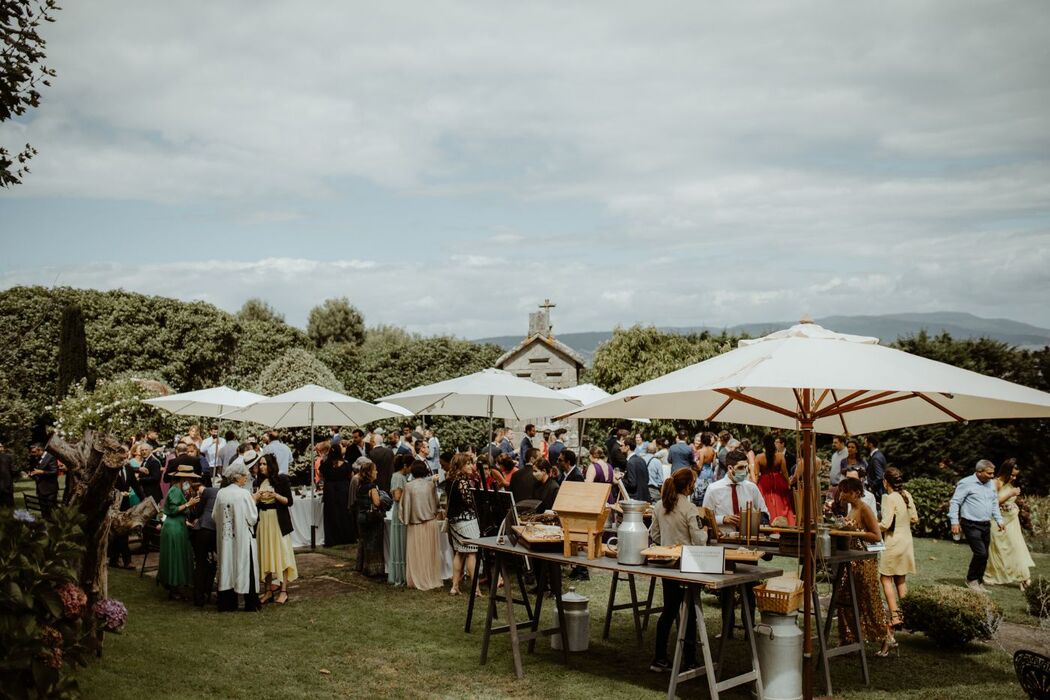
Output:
[800,389,816,700]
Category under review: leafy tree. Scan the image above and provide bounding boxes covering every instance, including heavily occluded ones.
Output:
[1,0,60,187]
[56,304,89,399]
[236,297,284,324]
[253,347,343,396]
[307,297,365,348]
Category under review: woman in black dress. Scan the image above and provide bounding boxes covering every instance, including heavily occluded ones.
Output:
[354,460,385,577]
[320,442,353,547]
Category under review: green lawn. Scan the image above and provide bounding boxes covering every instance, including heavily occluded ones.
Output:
[72,533,1048,700]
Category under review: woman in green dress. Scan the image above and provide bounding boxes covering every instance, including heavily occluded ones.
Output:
[159,465,200,598]
[387,454,413,586]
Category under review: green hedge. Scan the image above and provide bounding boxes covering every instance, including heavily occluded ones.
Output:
[906,477,955,539]
[901,584,1003,647]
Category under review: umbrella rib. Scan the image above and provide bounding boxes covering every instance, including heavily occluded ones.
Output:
[705,395,735,422]
[506,396,521,422]
[714,388,797,421]
[269,403,297,428]
[813,389,868,418]
[913,392,965,422]
[829,390,850,435]
[822,393,916,418]
[812,389,831,413]
[331,402,365,428]
[410,392,456,416]
[815,390,893,419]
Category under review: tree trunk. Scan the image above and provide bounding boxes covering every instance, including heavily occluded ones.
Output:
[46,430,127,648]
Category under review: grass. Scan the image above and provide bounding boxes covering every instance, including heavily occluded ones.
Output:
[72,536,1048,700]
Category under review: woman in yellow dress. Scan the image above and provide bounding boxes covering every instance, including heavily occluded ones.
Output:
[985,459,1035,589]
[878,467,919,656]
[254,454,298,604]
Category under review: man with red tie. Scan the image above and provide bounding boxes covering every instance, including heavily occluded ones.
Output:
[702,449,769,536]
[702,448,770,639]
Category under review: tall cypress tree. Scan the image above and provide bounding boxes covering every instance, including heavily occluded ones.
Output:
[57,304,89,399]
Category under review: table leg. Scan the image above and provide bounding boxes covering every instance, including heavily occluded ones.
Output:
[551,561,569,664]
[480,554,501,665]
[527,562,547,655]
[823,562,842,641]
[515,566,534,621]
[813,586,832,697]
[643,576,657,631]
[740,584,764,700]
[628,573,644,647]
[666,588,690,700]
[464,552,485,633]
[602,571,620,640]
[846,565,870,685]
[715,592,732,678]
[501,556,525,679]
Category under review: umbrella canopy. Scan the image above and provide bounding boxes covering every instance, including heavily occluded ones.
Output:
[375,401,415,418]
[221,384,405,427]
[565,322,1050,431]
[144,386,267,418]
[378,368,581,419]
[558,384,650,424]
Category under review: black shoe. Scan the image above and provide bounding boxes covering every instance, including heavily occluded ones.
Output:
[649,659,672,673]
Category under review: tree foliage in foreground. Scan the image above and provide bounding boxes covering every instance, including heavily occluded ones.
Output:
[1,0,60,187]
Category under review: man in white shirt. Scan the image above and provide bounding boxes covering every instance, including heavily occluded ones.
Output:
[828,435,848,494]
[262,430,293,475]
[199,425,226,475]
[702,448,768,639]
[702,450,770,535]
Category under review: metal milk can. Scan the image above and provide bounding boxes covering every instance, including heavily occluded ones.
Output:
[550,587,590,652]
[616,500,650,565]
[754,610,803,700]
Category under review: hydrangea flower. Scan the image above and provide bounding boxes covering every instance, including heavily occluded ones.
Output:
[56,582,87,620]
[13,508,36,524]
[93,598,128,632]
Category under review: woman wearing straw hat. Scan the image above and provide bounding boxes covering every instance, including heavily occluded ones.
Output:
[159,464,200,598]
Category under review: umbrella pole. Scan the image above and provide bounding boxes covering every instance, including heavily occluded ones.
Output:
[485,396,493,492]
[310,404,316,492]
[800,389,815,700]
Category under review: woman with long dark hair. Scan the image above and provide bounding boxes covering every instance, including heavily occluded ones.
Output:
[444,453,479,595]
[648,468,706,673]
[877,467,918,656]
[320,441,353,547]
[754,435,795,525]
[985,458,1035,589]
[835,477,889,653]
[354,459,386,578]
[255,453,297,604]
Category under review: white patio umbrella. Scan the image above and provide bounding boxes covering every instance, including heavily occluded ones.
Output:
[375,401,416,418]
[144,386,268,471]
[144,385,266,418]
[378,368,582,484]
[222,384,408,487]
[557,384,649,452]
[564,320,1050,699]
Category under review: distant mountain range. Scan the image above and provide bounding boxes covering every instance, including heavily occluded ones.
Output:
[474,312,1050,363]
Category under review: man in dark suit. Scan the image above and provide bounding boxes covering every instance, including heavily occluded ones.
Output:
[0,442,18,508]
[370,432,396,493]
[606,428,629,473]
[623,447,650,502]
[29,444,59,517]
[345,429,367,465]
[518,424,536,470]
[547,429,567,466]
[668,430,697,469]
[138,445,165,504]
[865,435,887,503]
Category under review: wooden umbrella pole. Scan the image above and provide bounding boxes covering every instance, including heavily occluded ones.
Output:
[800,387,816,700]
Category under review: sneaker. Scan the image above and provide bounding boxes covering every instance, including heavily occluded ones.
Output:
[966,580,985,593]
[649,659,671,673]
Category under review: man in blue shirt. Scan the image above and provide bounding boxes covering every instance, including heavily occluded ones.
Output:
[668,430,697,469]
[949,460,1005,591]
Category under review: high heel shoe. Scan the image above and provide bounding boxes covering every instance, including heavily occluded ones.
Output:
[889,610,904,630]
[875,638,898,657]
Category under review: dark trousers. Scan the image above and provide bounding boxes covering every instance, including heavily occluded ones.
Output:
[109,533,132,567]
[217,553,259,612]
[38,492,58,519]
[719,585,757,635]
[0,490,14,509]
[654,580,697,665]
[961,518,991,583]
[191,528,217,607]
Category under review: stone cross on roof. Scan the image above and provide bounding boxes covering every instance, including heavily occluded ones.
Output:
[528,298,556,338]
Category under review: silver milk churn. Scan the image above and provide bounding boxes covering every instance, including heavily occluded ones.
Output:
[754,610,803,700]
[550,587,590,652]
[616,500,649,566]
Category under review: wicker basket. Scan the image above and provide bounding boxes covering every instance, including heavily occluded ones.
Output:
[753,583,804,614]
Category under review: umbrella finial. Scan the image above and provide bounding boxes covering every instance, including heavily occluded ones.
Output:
[799,315,815,325]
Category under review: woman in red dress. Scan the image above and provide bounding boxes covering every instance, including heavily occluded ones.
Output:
[755,434,795,525]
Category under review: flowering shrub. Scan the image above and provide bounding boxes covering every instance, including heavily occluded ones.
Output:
[51,375,185,441]
[93,599,128,633]
[901,584,1003,647]
[0,506,92,696]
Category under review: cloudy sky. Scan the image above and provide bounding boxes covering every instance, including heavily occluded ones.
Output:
[2,1,1049,337]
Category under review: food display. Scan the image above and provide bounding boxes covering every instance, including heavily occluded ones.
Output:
[641,544,682,562]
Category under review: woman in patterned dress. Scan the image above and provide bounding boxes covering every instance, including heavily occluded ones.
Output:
[835,477,891,651]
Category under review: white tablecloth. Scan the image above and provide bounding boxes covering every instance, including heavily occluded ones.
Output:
[290,494,324,548]
[383,512,454,580]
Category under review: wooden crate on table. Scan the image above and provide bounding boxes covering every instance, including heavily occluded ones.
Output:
[552,481,610,560]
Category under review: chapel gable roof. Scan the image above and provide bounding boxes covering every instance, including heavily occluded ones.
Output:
[495,334,586,369]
